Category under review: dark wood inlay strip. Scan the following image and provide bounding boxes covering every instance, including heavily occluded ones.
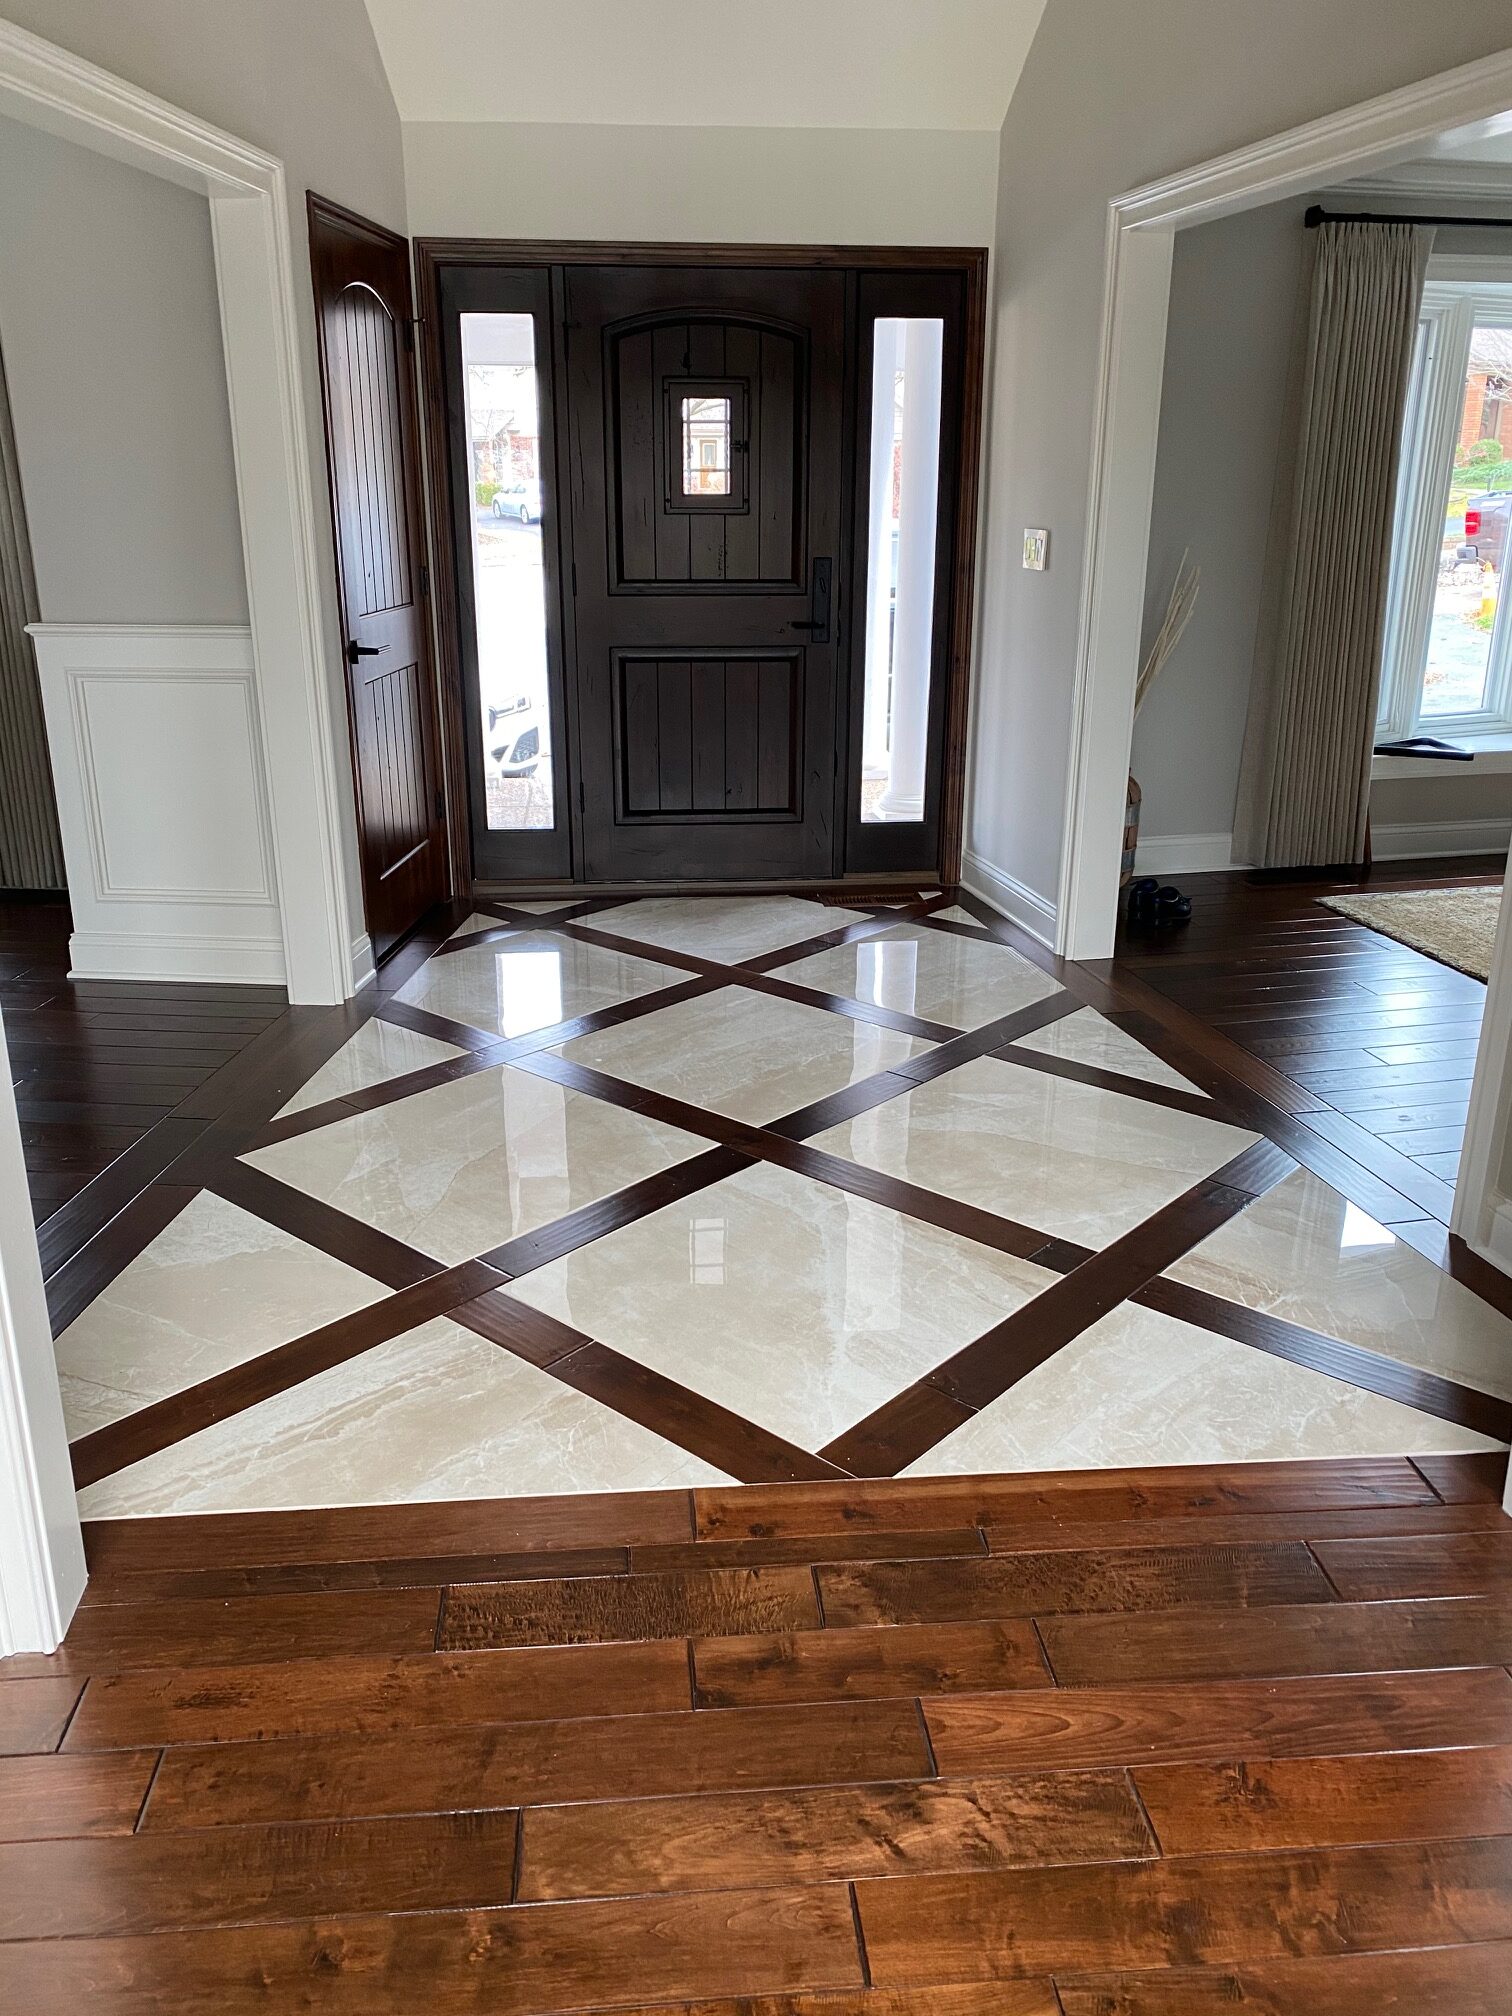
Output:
[988,1041,1225,1120]
[478,1147,752,1275]
[1135,1276,1512,1441]
[208,1160,445,1291]
[69,1260,505,1489]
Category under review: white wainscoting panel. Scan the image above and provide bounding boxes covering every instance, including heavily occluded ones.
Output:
[28,624,285,983]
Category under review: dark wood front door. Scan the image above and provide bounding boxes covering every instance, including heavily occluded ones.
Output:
[563,267,848,880]
[309,195,449,961]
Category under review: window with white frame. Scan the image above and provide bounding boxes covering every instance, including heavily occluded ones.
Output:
[1378,269,1512,741]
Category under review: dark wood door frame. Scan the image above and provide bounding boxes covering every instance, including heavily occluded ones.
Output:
[414,239,988,892]
[308,194,453,959]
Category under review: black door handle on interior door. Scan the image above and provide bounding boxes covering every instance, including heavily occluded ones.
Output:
[790,557,833,643]
[347,640,382,663]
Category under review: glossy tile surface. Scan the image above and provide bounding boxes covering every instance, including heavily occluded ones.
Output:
[590,894,871,964]
[1007,1005,1209,1095]
[552,985,933,1124]
[396,931,684,1041]
[53,1191,388,1439]
[811,1053,1257,1247]
[77,1316,729,1516]
[276,1019,466,1117]
[242,1064,706,1265]
[903,1297,1499,1477]
[781,922,1061,1030]
[1171,1168,1512,1401]
[507,1159,1057,1451]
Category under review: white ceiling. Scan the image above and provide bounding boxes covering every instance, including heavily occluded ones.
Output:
[362,0,1046,131]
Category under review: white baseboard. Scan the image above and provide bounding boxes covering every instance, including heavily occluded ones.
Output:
[67,929,287,985]
[1478,1196,1512,1279]
[1371,817,1512,861]
[1133,831,1237,875]
[960,847,1058,948]
[350,933,377,994]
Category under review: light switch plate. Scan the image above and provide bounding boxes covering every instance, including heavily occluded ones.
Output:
[1023,528,1049,570]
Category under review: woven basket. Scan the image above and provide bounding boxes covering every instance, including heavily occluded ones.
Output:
[1120,775,1142,887]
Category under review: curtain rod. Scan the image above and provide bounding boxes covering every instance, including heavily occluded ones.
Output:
[1305,202,1512,230]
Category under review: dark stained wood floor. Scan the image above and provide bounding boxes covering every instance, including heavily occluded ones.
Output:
[2,1451,1511,2009]
[1110,855,1503,1233]
[1,899,287,1224]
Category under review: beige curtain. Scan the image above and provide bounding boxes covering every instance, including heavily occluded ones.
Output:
[0,340,63,891]
[1233,220,1432,869]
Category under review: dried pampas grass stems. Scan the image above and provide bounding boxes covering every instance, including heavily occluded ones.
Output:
[1136,551,1199,717]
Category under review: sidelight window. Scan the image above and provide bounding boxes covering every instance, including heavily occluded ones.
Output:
[1379,274,1512,739]
[859,318,945,822]
[460,310,557,832]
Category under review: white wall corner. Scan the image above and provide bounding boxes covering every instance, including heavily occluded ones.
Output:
[0,1012,84,1658]
[1133,832,1237,876]
[961,847,1058,948]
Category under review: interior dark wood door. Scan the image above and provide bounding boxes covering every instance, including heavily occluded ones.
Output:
[309,195,449,961]
[563,266,847,880]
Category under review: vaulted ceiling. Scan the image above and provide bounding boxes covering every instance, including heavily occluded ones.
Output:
[362,0,1046,130]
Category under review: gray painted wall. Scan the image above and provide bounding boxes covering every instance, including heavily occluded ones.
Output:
[1132,195,1512,857]
[970,0,1512,913]
[0,0,406,940]
[0,116,246,624]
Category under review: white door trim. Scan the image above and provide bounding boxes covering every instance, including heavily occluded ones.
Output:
[1056,46,1512,961]
[0,20,363,1653]
[0,18,361,1005]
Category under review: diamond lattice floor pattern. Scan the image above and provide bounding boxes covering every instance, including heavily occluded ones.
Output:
[50,891,1512,1516]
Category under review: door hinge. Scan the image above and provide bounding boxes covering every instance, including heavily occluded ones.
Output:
[571,560,578,596]
[419,560,430,600]
[434,788,445,823]
[402,318,416,353]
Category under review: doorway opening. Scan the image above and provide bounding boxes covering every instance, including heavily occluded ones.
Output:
[418,244,987,895]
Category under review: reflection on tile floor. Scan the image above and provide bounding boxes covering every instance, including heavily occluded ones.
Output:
[397,931,684,1040]
[552,985,932,1124]
[244,1063,707,1265]
[508,1159,1059,1451]
[59,894,1512,1513]
[782,922,1060,1029]
[810,1055,1256,1248]
[1170,1168,1512,1402]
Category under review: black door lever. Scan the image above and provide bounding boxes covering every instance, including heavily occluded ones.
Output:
[347,640,382,663]
[791,557,832,643]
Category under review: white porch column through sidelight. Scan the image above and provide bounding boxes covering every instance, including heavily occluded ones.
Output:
[871,317,944,823]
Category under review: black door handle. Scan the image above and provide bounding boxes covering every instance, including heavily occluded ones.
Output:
[792,557,832,643]
[347,640,382,663]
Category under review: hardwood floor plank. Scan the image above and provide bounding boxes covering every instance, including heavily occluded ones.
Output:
[924,1666,1512,1775]
[1134,1745,1512,1854]
[4,1588,442,1679]
[982,1502,1511,1554]
[439,1565,821,1650]
[542,1991,1058,2016]
[1054,1944,1512,2014]
[856,1836,1512,1982]
[0,1810,517,1940]
[1413,1450,1508,1503]
[0,1751,156,1840]
[694,1619,1051,1708]
[1038,1595,1512,1688]
[692,1459,1437,1539]
[1315,1529,1512,1599]
[0,1886,865,2016]
[80,1545,633,1606]
[64,1640,693,1750]
[81,1486,693,1571]
[630,1528,989,1573]
[142,1698,931,1829]
[519,1770,1156,1902]
[0,1676,82,1754]
[817,1544,1335,1627]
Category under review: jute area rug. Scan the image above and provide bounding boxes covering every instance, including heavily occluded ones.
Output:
[1317,884,1500,981]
